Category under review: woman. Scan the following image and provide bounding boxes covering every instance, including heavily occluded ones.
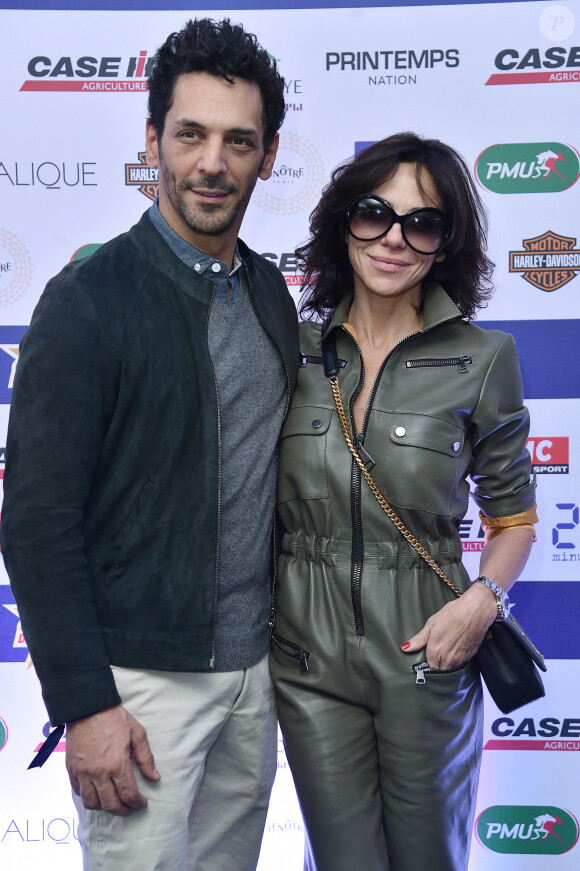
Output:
[270,133,537,871]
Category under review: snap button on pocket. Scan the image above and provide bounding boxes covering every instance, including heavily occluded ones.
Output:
[312,419,322,428]
[395,426,406,437]
[452,441,461,452]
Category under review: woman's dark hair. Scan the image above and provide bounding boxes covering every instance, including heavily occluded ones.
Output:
[147,18,286,149]
[298,132,494,320]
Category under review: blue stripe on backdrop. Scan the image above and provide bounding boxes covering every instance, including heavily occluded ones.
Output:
[0,0,538,9]
[478,320,580,400]
[510,582,580,660]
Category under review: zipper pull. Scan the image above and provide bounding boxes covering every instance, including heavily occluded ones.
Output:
[299,652,310,674]
[458,356,471,374]
[355,434,376,470]
[414,662,429,684]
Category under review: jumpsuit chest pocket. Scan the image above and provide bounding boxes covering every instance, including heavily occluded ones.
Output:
[369,411,467,516]
[278,406,333,504]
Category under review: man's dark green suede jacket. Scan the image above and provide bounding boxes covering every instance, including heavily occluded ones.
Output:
[1,211,299,726]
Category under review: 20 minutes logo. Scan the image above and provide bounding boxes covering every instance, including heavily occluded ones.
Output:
[476,806,579,854]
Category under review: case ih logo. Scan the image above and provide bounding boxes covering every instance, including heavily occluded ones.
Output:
[486,46,580,85]
[476,806,579,855]
[527,438,569,474]
[510,232,580,291]
[261,252,305,289]
[475,143,580,194]
[125,152,158,202]
[20,52,152,92]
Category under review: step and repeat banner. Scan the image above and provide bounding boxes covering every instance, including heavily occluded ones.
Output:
[0,0,579,868]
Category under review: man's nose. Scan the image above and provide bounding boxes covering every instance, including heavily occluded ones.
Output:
[197,139,227,175]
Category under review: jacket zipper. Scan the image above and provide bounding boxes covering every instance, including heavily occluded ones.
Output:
[406,355,472,374]
[342,326,423,638]
[207,286,220,670]
[245,268,292,640]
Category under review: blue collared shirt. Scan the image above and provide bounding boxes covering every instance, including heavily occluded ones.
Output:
[148,200,242,306]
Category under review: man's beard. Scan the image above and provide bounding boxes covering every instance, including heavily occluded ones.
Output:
[161,164,256,237]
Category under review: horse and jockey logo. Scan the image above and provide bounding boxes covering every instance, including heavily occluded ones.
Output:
[475,142,580,194]
[476,806,579,854]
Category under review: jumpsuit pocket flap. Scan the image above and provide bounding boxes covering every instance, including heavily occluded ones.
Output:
[280,406,332,440]
[390,413,464,458]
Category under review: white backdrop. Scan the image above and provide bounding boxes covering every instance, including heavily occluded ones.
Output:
[1,1,579,868]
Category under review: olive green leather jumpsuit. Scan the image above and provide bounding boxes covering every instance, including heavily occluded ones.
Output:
[270,285,535,871]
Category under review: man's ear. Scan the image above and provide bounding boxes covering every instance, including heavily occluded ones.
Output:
[145,121,160,168]
[259,133,279,181]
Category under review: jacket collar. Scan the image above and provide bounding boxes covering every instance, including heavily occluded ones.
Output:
[320,283,464,341]
[130,210,255,306]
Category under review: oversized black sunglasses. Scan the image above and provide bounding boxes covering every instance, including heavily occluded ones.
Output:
[346,193,449,255]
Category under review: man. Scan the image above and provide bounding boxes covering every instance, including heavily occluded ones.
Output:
[1,19,298,871]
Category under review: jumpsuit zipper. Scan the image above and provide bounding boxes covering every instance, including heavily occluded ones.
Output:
[342,326,423,637]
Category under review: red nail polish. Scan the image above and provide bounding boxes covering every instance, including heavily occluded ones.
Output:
[401,642,411,650]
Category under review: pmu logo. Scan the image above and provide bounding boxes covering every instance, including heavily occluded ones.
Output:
[20,52,153,92]
[0,326,27,404]
[475,143,580,194]
[125,152,159,202]
[527,437,569,474]
[476,806,579,855]
[510,232,580,291]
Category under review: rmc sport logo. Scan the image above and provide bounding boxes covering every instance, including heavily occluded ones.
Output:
[476,806,579,855]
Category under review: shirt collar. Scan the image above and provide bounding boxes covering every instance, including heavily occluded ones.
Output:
[149,200,244,306]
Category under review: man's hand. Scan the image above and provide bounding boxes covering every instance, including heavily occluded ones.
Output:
[66,705,160,817]
[400,583,498,670]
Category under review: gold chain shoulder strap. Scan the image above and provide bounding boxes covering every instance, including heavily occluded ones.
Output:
[328,374,462,599]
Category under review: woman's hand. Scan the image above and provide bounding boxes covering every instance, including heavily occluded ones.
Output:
[401,527,535,669]
[400,583,498,669]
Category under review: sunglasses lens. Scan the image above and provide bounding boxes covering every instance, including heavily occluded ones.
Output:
[348,198,393,240]
[404,211,446,254]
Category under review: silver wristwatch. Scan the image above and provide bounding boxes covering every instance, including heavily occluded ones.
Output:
[473,575,511,620]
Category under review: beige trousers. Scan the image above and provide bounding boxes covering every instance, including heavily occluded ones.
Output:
[73,656,277,871]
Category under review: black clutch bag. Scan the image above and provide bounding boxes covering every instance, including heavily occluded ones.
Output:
[475,611,546,714]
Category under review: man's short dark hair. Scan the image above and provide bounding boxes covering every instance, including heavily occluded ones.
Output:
[298,132,495,321]
[147,18,286,148]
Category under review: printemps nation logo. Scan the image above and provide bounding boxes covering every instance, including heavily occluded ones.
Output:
[475,142,580,194]
[476,806,579,855]
[510,231,580,291]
